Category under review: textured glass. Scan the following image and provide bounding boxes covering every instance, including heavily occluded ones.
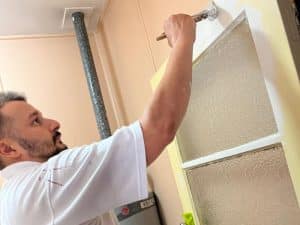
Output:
[178,17,277,162]
[187,145,300,225]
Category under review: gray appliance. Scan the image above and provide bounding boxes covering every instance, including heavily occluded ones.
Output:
[114,192,162,225]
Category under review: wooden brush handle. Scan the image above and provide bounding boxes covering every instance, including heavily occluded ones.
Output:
[156,12,208,41]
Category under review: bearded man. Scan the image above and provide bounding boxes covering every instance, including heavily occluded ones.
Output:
[0,14,196,225]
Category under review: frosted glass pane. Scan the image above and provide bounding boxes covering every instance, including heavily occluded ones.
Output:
[187,145,300,225]
[178,17,277,162]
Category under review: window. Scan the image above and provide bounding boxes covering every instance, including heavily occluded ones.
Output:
[168,11,300,225]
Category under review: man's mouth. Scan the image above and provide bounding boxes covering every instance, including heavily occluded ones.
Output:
[53,131,61,143]
[53,131,68,150]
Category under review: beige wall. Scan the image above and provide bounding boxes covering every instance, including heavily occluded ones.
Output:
[97,1,209,225]
[0,34,118,147]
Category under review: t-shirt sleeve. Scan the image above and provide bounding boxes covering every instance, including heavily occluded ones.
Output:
[45,121,148,225]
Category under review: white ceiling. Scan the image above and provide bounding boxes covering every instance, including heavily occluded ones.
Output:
[0,0,109,37]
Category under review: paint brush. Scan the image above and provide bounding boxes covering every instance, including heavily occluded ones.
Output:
[156,1,218,41]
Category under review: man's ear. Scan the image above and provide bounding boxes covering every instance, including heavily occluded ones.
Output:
[0,139,20,159]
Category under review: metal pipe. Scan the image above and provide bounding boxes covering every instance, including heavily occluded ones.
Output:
[72,12,111,139]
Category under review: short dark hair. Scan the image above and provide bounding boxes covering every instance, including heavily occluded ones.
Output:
[0,92,26,169]
[0,92,26,136]
[0,92,26,108]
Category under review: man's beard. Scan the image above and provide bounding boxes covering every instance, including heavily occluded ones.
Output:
[13,131,68,160]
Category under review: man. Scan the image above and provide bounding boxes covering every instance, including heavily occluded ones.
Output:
[0,14,196,225]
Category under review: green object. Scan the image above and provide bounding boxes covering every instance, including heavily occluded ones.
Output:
[183,212,195,225]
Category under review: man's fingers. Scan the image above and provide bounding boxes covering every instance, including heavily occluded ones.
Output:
[163,14,196,48]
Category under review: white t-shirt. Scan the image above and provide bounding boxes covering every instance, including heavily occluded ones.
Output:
[0,122,148,225]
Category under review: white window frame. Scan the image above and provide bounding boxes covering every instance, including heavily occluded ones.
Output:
[180,5,283,171]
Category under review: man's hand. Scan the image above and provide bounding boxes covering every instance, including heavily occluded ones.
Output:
[140,14,196,165]
[163,14,196,48]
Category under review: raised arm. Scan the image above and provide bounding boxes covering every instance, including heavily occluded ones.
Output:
[140,14,196,165]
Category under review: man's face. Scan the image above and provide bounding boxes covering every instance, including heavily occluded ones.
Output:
[1,101,68,162]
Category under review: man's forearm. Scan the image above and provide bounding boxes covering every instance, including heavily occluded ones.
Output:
[150,40,193,134]
[140,14,195,165]
[141,40,194,165]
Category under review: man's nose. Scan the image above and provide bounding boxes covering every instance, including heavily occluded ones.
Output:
[45,119,60,131]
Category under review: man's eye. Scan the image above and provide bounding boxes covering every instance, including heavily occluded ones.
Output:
[32,118,41,126]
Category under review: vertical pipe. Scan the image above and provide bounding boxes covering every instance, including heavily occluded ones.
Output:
[72,12,111,139]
